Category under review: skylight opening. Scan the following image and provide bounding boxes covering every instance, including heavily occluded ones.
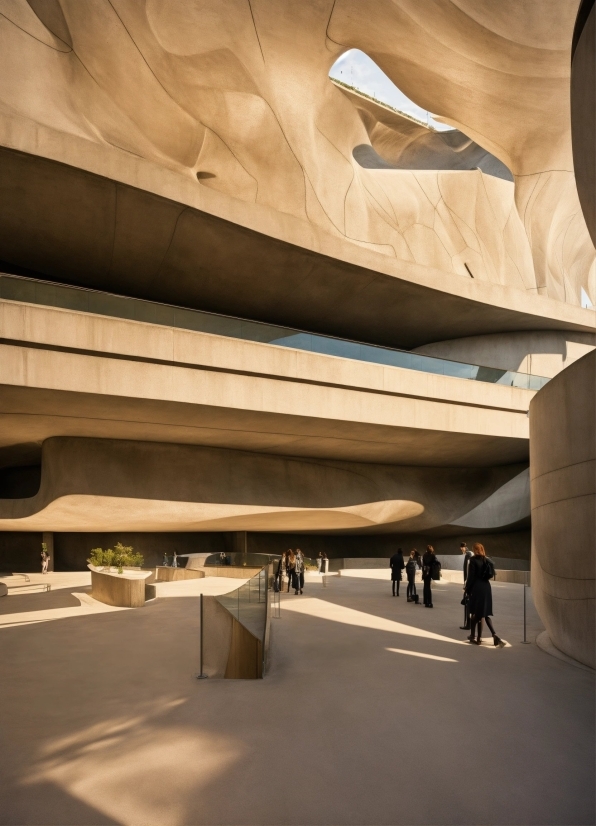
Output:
[329,49,454,132]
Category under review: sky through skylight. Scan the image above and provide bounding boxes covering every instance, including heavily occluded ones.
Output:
[329,49,453,132]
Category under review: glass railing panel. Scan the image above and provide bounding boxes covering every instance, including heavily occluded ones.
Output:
[529,374,549,391]
[475,366,508,384]
[49,282,91,313]
[215,568,267,642]
[269,331,314,351]
[510,372,531,390]
[133,298,176,327]
[306,335,361,360]
[92,291,138,321]
[440,360,476,380]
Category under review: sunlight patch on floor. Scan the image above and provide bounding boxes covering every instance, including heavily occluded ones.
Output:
[281,597,466,645]
[386,647,458,662]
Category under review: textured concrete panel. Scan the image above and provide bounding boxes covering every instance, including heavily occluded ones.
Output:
[0,0,594,329]
[530,349,596,668]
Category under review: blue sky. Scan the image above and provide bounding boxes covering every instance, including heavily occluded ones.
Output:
[329,49,452,131]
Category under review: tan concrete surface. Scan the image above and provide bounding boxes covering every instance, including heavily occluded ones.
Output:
[0,575,593,825]
[0,1,594,346]
[414,331,596,378]
[530,349,596,669]
[0,437,530,534]
[90,567,151,609]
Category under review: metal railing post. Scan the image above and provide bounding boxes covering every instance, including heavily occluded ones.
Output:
[521,571,531,644]
[197,593,208,678]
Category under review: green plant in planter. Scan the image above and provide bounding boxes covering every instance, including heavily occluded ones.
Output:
[88,547,105,568]
[88,543,144,573]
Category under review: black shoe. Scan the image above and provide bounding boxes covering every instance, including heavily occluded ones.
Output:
[460,625,470,630]
[493,635,505,648]
[429,604,433,608]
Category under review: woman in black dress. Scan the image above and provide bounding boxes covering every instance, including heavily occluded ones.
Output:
[465,543,504,647]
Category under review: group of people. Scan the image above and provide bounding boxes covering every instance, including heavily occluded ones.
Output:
[276,549,306,595]
[389,541,505,647]
[389,545,441,607]
[162,551,178,567]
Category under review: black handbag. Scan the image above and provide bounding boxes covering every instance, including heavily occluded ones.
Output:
[461,594,469,606]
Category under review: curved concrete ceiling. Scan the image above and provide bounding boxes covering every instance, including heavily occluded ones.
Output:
[0,0,594,348]
[0,436,527,534]
[450,468,530,529]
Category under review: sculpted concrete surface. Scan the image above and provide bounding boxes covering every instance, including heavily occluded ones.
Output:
[530,350,596,669]
[0,0,594,342]
[0,437,529,534]
[571,0,596,245]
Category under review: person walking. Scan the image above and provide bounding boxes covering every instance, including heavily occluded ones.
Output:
[422,545,438,607]
[286,550,296,593]
[41,547,49,574]
[389,548,405,596]
[465,543,504,647]
[295,548,305,594]
[460,542,473,629]
[317,551,323,573]
[405,549,420,602]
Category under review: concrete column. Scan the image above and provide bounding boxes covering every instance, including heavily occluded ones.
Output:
[231,532,248,555]
[42,532,54,572]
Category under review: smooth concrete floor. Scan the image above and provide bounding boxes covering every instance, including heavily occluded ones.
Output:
[0,573,593,826]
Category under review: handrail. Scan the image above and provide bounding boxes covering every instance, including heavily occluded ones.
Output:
[0,573,31,582]
[0,273,549,390]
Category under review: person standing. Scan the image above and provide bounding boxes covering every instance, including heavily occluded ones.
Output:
[321,551,329,574]
[172,550,178,568]
[389,548,405,596]
[465,543,504,647]
[295,549,305,595]
[460,542,473,630]
[40,546,49,574]
[422,545,437,607]
[162,552,169,567]
[286,550,296,593]
[405,549,420,602]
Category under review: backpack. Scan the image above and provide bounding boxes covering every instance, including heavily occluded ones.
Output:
[481,557,495,581]
[430,559,442,580]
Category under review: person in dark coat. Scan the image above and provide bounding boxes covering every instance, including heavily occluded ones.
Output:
[389,548,405,596]
[460,542,473,629]
[465,543,504,646]
[405,549,421,602]
[422,545,437,607]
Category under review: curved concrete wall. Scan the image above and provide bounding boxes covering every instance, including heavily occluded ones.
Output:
[414,331,596,378]
[530,349,595,668]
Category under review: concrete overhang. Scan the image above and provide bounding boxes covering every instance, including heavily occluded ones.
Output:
[0,117,594,350]
[0,300,532,468]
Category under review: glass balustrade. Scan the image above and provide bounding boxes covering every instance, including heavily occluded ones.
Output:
[0,273,550,390]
